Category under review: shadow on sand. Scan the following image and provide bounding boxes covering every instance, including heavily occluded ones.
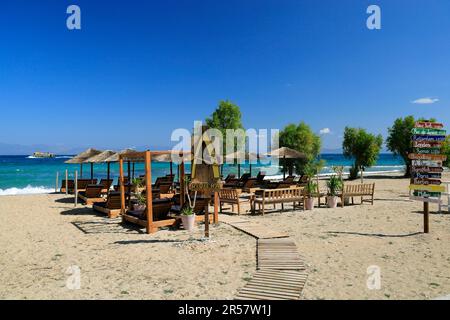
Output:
[113,239,186,245]
[71,220,144,235]
[327,231,422,238]
[54,197,76,204]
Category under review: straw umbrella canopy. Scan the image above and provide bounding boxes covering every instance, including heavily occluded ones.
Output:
[85,150,116,183]
[65,148,102,179]
[265,147,306,179]
[225,150,262,177]
[103,149,140,182]
[152,151,192,182]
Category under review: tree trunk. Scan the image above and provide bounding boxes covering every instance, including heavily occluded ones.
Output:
[403,154,411,178]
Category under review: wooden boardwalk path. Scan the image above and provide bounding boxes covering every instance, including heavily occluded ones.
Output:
[235,269,308,300]
[219,214,289,239]
[219,214,308,300]
[257,238,306,271]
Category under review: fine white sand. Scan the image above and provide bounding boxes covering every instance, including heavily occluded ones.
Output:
[0,173,449,299]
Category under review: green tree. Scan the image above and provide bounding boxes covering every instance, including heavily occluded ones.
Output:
[342,127,383,181]
[205,100,244,163]
[386,116,436,177]
[443,135,450,168]
[278,122,322,176]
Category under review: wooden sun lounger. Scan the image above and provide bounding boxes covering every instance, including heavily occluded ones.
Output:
[76,179,98,192]
[93,191,123,218]
[340,183,375,207]
[252,187,304,215]
[78,184,105,205]
[98,179,113,193]
[60,179,74,193]
[219,188,250,215]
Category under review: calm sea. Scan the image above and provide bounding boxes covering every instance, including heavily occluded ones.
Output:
[0,154,405,195]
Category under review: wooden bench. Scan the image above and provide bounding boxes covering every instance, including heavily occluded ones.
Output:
[340,183,375,207]
[219,188,250,215]
[252,187,304,215]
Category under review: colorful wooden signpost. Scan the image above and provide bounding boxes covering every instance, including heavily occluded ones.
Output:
[408,121,447,233]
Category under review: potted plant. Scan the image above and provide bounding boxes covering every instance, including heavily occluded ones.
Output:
[326,175,342,208]
[180,206,196,232]
[180,176,197,232]
[304,180,317,210]
[332,166,348,204]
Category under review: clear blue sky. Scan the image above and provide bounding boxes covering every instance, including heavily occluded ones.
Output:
[1,0,449,153]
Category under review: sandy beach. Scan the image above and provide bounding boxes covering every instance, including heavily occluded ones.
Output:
[1,173,449,300]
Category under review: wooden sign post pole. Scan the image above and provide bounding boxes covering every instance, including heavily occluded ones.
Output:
[204,201,210,238]
[409,120,446,234]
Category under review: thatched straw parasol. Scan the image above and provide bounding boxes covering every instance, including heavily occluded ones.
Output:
[65,148,102,179]
[103,149,141,181]
[152,151,192,179]
[85,150,117,183]
[265,147,306,179]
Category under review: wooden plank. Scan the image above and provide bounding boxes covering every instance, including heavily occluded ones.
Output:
[235,270,308,300]
[411,128,446,135]
[415,122,444,129]
[409,196,442,204]
[409,184,445,192]
[408,153,447,161]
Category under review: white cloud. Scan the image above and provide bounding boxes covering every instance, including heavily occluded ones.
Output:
[319,128,331,135]
[411,97,439,104]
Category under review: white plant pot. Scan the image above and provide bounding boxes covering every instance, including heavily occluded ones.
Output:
[181,214,196,232]
[305,197,314,210]
[327,196,338,208]
[133,204,146,211]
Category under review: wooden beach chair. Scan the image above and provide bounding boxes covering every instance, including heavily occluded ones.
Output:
[78,184,105,205]
[93,191,123,218]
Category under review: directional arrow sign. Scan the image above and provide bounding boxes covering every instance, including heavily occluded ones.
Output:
[413,141,442,148]
[411,128,446,135]
[409,184,445,192]
[408,154,447,161]
[412,135,446,142]
[415,122,444,129]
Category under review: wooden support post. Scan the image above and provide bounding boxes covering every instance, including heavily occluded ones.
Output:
[119,159,125,216]
[205,200,210,238]
[145,151,154,234]
[80,164,83,178]
[74,170,78,207]
[132,162,135,180]
[238,164,241,178]
[90,163,94,182]
[107,162,110,189]
[180,161,185,208]
[65,169,68,195]
[214,192,219,224]
[170,161,173,177]
[424,202,429,233]
[127,161,131,183]
[55,171,59,193]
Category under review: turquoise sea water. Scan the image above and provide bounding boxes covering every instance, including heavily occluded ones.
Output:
[0,154,405,195]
